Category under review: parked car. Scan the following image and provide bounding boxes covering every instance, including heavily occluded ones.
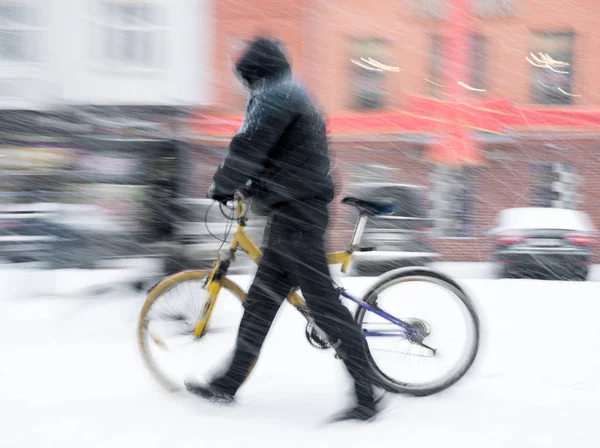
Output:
[345,183,439,276]
[490,207,597,280]
[0,201,148,268]
[0,203,58,265]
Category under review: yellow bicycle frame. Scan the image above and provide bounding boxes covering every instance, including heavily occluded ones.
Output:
[193,200,354,337]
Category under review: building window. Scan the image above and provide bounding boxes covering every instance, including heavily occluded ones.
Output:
[91,0,167,70]
[349,39,387,111]
[469,34,487,94]
[0,1,40,62]
[407,0,445,21]
[228,38,250,111]
[472,0,515,18]
[426,34,444,98]
[531,162,578,209]
[531,32,575,105]
[430,167,475,238]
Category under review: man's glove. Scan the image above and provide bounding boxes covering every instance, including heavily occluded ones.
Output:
[208,183,232,205]
[211,193,232,205]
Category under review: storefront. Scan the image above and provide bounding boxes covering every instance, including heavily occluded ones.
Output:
[67,106,190,261]
[0,106,190,267]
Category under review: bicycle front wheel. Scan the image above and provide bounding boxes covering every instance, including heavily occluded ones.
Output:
[137,270,246,392]
[355,267,480,396]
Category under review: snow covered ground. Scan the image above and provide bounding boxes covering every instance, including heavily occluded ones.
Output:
[1,265,600,447]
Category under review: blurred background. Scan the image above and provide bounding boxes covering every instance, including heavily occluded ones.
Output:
[1,0,599,286]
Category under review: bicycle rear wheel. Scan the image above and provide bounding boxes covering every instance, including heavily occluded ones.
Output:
[355,267,480,396]
[137,270,246,392]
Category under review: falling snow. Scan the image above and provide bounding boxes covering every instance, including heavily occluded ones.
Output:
[1,0,600,447]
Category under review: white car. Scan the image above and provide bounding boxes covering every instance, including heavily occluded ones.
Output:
[490,207,597,280]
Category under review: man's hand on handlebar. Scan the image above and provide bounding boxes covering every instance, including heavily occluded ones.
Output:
[207,181,233,205]
[208,185,246,206]
[211,193,233,205]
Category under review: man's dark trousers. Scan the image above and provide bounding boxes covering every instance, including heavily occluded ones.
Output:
[211,200,375,407]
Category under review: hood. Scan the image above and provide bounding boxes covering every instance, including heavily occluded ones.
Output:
[234,38,291,90]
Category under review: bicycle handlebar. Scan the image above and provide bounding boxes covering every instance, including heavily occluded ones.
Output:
[233,190,246,202]
[217,190,249,221]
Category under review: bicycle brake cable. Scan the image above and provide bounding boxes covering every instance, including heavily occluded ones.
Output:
[204,200,236,253]
[219,203,235,253]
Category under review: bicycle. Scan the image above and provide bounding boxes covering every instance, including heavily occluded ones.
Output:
[137,192,480,397]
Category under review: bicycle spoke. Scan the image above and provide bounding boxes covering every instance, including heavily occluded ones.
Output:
[139,272,245,392]
[370,346,436,359]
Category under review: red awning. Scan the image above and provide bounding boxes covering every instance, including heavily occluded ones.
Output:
[193,95,600,136]
[191,95,600,166]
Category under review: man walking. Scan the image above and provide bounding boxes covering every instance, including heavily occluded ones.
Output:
[185,37,381,422]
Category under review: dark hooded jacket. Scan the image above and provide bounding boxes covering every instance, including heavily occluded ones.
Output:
[211,38,334,216]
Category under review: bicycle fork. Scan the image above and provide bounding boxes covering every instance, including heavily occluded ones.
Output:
[193,280,222,338]
[193,254,229,338]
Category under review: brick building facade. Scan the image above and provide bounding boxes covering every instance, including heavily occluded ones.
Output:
[190,0,600,261]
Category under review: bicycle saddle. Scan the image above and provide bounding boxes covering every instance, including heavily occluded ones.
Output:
[341,196,397,215]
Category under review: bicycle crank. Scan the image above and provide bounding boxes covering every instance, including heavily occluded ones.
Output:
[305,322,339,350]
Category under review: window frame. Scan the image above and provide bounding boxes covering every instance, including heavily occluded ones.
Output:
[469,33,487,95]
[0,0,43,64]
[348,37,388,111]
[530,31,576,106]
[87,0,169,73]
[430,167,476,239]
[471,0,516,19]
[530,161,578,209]
[426,33,444,99]
[407,0,446,21]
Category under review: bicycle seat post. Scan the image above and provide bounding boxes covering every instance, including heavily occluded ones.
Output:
[350,214,368,250]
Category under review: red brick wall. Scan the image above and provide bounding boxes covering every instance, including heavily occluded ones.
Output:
[215,0,600,114]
